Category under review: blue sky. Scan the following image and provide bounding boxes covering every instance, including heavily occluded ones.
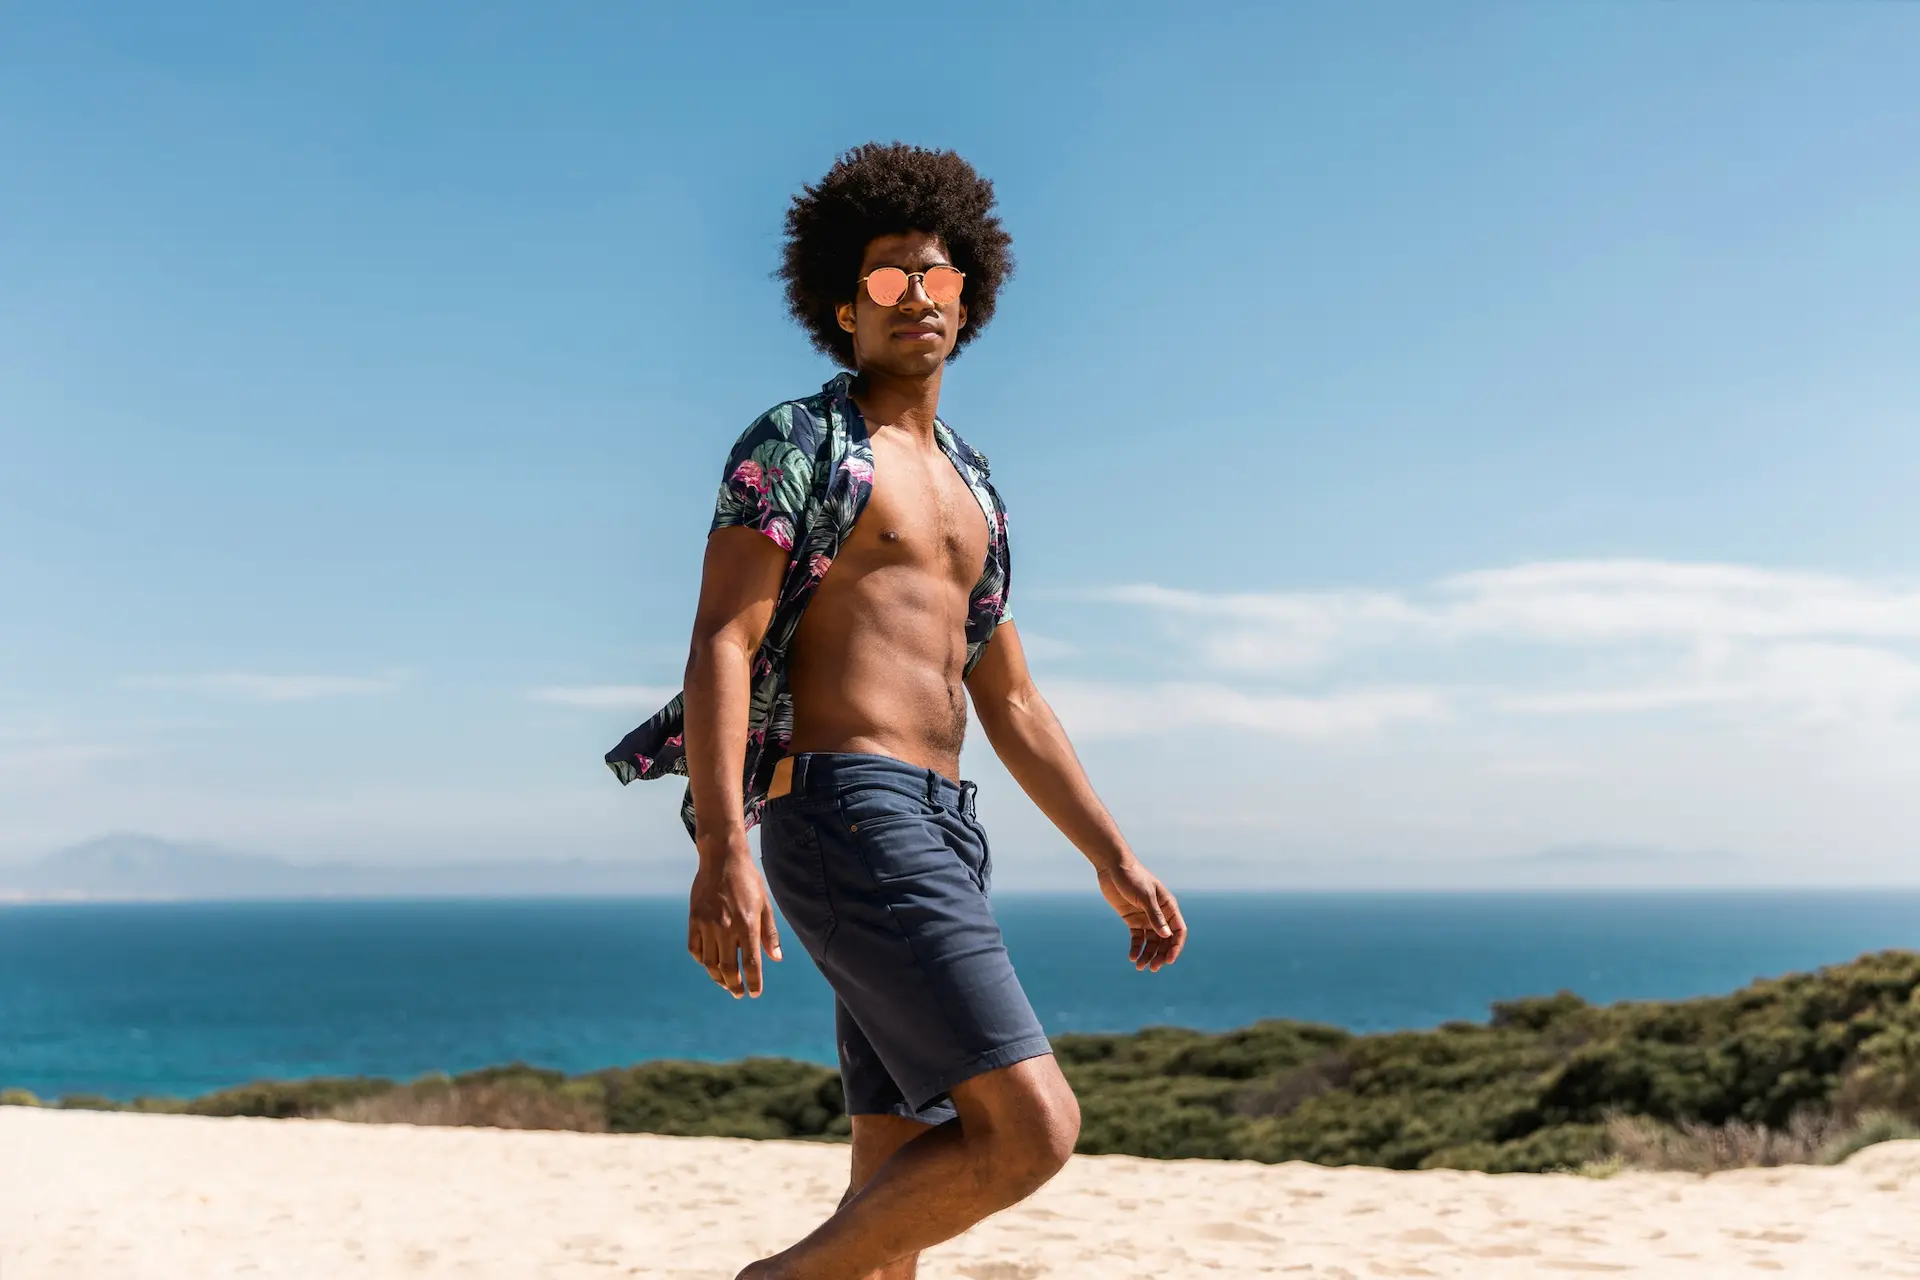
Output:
[4,1,1919,885]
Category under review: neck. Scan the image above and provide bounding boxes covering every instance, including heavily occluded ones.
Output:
[851,365,944,440]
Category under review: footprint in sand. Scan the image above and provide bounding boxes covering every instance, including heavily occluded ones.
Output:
[1196,1221,1279,1241]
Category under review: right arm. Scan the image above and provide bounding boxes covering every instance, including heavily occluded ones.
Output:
[682,525,788,999]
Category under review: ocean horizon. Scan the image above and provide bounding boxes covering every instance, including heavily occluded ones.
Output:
[6,890,1918,1101]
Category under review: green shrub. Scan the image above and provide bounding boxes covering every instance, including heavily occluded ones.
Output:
[185,1076,396,1118]
[597,1058,845,1140]
[1839,1023,1920,1118]
[1818,1111,1920,1165]
[327,1078,606,1131]
[9,948,1915,1174]
[55,1094,123,1111]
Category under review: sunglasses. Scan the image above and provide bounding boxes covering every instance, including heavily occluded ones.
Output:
[858,264,966,308]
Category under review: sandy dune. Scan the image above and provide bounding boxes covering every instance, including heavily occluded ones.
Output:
[3,1108,1917,1278]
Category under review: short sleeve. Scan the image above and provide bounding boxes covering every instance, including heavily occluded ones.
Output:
[986,489,1013,626]
[710,403,819,552]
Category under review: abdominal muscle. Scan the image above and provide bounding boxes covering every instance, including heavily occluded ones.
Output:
[766,564,975,801]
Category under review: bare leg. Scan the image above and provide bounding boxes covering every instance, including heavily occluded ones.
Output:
[844,1114,936,1280]
[738,1055,1079,1280]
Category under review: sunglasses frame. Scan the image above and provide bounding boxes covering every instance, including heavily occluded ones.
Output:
[857,264,967,308]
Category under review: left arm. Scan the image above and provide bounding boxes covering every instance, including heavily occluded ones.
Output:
[965,621,1188,971]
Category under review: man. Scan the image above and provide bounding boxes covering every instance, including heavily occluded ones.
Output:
[607,142,1187,1280]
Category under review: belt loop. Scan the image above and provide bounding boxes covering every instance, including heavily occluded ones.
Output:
[793,753,809,796]
[961,779,977,819]
[925,769,938,808]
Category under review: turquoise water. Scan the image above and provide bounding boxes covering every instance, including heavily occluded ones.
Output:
[4,892,1918,1100]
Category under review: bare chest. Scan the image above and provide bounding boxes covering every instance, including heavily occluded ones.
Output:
[843,434,989,590]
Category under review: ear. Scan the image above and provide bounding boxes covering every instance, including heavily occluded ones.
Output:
[955,300,968,332]
[836,300,857,335]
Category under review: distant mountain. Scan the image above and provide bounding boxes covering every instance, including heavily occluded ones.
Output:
[9,835,306,897]
[0,834,677,901]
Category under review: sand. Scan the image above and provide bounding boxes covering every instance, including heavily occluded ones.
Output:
[3,1109,1917,1278]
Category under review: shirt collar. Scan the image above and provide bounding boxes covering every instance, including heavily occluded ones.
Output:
[827,371,984,474]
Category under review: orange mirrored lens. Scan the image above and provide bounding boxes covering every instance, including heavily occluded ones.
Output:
[923,265,965,305]
[863,267,909,307]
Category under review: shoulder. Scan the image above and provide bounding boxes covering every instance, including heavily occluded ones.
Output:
[732,377,854,458]
[735,398,821,454]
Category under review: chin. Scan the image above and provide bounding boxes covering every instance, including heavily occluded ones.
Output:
[862,349,950,377]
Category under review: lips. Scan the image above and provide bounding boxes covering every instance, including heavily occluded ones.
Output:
[893,326,943,341]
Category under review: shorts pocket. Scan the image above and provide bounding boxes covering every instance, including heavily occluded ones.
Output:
[840,802,961,886]
[760,808,836,952]
[836,783,941,830]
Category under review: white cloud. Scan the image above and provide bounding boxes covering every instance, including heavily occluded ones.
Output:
[1502,641,1920,721]
[1042,679,1446,741]
[1092,561,1920,726]
[1102,561,1920,661]
[525,684,679,711]
[1434,561,1920,645]
[1097,583,1418,670]
[129,673,404,702]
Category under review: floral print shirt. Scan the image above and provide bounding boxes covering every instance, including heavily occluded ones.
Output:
[605,372,1014,840]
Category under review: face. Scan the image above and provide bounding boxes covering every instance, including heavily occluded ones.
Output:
[836,230,968,376]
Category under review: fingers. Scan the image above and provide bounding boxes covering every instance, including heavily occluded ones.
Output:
[696,927,722,975]
[1158,889,1189,965]
[1137,927,1169,970]
[735,906,782,999]
[760,906,783,965]
[1118,879,1187,974]
[1137,886,1188,972]
[690,882,781,998]
[689,920,733,994]
[1135,924,1169,972]
[741,931,764,998]
[706,925,755,999]
[721,934,747,998]
[1142,887,1172,939]
[1113,867,1177,971]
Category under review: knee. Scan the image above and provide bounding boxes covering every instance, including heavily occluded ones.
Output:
[995,1120,1075,1200]
[990,1077,1079,1195]
[1031,1111,1079,1186]
[1044,1078,1082,1170]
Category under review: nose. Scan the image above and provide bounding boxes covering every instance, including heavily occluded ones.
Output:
[896,275,937,313]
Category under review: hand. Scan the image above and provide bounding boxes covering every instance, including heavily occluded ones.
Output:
[686,850,783,998]
[1096,857,1187,973]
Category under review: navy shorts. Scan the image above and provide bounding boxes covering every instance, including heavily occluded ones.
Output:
[759,752,1052,1125]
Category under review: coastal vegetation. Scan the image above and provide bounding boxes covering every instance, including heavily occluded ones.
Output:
[9,950,1917,1173]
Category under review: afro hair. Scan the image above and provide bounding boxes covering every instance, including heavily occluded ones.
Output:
[779,142,1014,369]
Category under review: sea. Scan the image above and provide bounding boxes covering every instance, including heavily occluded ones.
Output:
[4,892,1919,1101]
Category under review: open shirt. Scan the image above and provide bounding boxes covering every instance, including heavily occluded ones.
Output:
[604,372,1014,840]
